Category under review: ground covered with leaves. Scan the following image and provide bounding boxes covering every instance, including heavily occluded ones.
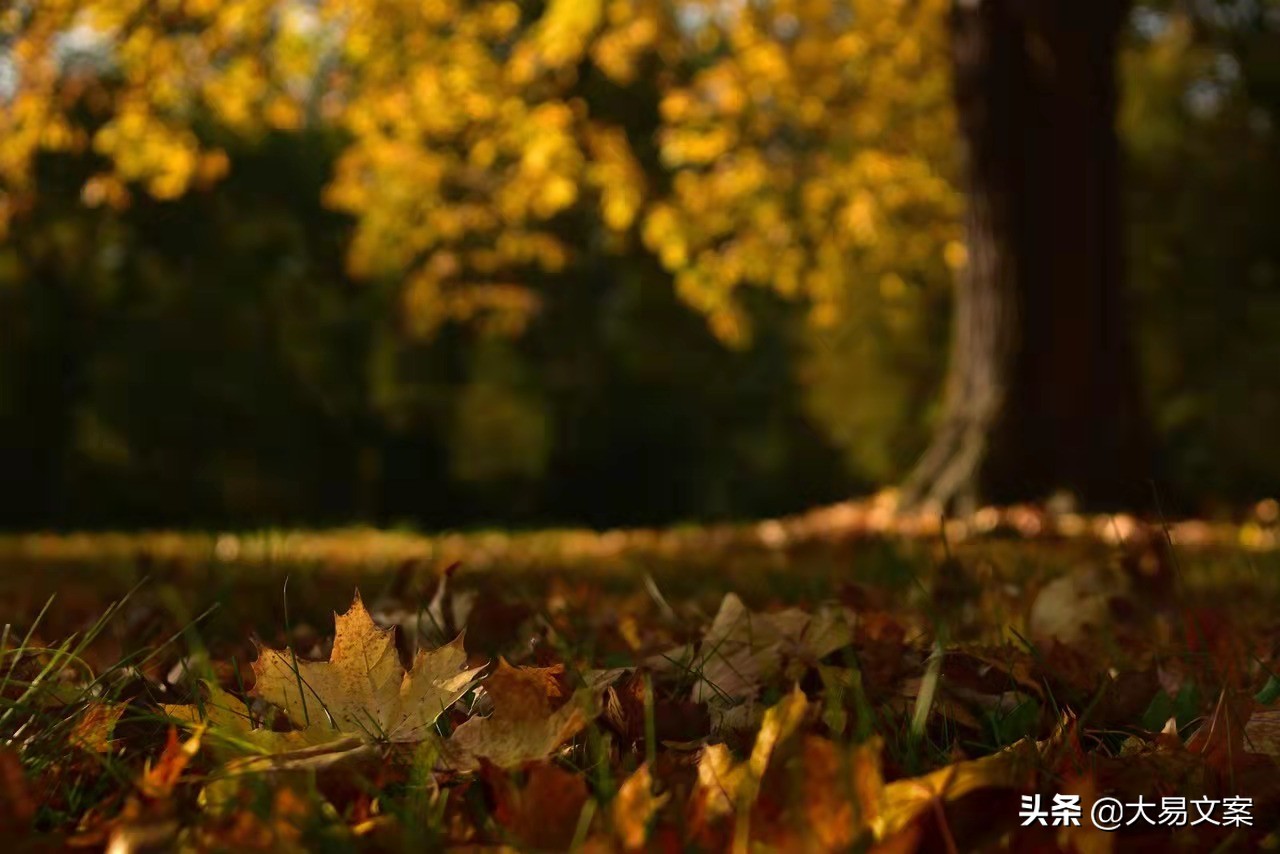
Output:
[4,502,1280,851]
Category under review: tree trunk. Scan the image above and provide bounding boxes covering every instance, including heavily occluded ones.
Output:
[901,0,1151,514]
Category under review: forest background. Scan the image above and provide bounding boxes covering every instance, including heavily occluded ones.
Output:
[3,0,1278,531]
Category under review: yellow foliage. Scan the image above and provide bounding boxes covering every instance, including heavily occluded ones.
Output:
[5,0,960,339]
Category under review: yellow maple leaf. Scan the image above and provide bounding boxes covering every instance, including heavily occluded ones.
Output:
[250,592,482,743]
[163,682,329,753]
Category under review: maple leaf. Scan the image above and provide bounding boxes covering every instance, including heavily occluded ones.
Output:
[250,592,482,743]
[444,658,593,771]
[689,594,854,730]
[163,682,332,753]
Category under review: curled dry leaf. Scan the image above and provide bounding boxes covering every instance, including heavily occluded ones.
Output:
[139,726,202,800]
[612,762,668,850]
[83,727,201,850]
[875,737,1040,840]
[690,594,855,731]
[444,658,592,771]
[250,592,483,743]
[692,687,809,828]
[799,736,883,850]
[1186,688,1256,777]
[1028,565,1129,648]
[69,700,125,753]
[604,670,710,746]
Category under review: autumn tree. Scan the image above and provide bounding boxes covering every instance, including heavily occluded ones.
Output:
[899,0,1153,512]
[7,0,1086,515]
[2,0,958,322]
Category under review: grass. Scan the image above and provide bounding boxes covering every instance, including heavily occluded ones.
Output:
[3,513,1280,848]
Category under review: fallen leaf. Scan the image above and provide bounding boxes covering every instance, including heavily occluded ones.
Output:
[163,682,329,753]
[70,701,125,754]
[251,591,482,743]
[1054,770,1114,854]
[603,671,709,746]
[139,727,202,800]
[198,736,378,813]
[1028,565,1128,647]
[80,728,202,849]
[875,737,1039,840]
[612,762,668,850]
[691,687,809,838]
[195,784,320,851]
[0,748,35,835]
[798,736,882,850]
[1186,688,1256,781]
[691,594,854,730]
[1243,706,1280,756]
[482,759,589,850]
[445,658,592,770]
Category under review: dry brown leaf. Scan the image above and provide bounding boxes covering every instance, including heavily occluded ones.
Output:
[603,671,710,746]
[874,737,1039,840]
[692,594,854,730]
[139,726,202,800]
[799,736,883,850]
[195,785,319,852]
[251,592,482,743]
[1028,565,1128,647]
[692,687,809,834]
[0,748,36,836]
[444,658,591,771]
[1054,771,1114,854]
[70,701,125,754]
[82,728,202,850]
[483,759,590,850]
[1186,688,1257,781]
[1244,706,1280,756]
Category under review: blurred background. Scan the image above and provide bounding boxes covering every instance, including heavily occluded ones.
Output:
[1,0,1278,531]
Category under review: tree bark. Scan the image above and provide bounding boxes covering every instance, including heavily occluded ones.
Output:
[901,0,1151,514]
